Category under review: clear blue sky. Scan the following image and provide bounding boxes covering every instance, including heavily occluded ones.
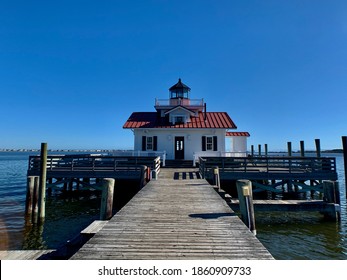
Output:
[0,0,346,151]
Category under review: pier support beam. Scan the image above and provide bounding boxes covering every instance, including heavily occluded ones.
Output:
[213,166,220,191]
[300,140,305,157]
[315,139,321,158]
[100,178,115,220]
[342,136,347,199]
[287,142,292,157]
[25,176,40,223]
[236,180,256,235]
[323,181,340,221]
[38,143,48,222]
[264,144,268,157]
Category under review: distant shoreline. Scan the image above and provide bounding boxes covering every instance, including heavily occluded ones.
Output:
[268,149,343,154]
[0,149,344,153]
[0,149,128,153]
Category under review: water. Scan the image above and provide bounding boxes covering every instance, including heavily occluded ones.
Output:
[0,152,101,251]
[255,153,347,259]
[0,152,346,259]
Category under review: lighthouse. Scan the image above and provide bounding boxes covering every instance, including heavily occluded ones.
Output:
[123,79,249,162]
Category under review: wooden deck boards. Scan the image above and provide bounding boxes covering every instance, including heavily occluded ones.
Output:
[71,168,273,260]
[0,250,55,260]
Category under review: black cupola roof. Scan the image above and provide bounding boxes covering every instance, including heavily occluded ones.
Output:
[169,78,190,99]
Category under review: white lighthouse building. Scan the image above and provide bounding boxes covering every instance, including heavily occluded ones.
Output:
[123,79,249,163]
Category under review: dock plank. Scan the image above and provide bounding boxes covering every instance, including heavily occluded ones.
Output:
[0,250,55,260]
[71,169,273,260]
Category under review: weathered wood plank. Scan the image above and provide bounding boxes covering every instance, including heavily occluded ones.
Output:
[81,220,108,235]
[0,250,55,260]
[71,169,273,260]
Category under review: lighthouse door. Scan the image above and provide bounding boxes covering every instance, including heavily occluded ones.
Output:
[174,137,185,160]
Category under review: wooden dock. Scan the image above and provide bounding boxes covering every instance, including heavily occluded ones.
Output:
[0,250,55,260]
[199,156,338,181]
[199,156,339,201]
[27,154,160,180]
[71,168,273,260]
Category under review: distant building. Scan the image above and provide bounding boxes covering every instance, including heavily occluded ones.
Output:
[123,79,250,161]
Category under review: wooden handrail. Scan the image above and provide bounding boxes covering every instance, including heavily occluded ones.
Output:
[27,155,161,175]
[199,156,337,174]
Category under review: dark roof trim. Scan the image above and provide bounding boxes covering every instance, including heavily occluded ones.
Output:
[169,78,191,91]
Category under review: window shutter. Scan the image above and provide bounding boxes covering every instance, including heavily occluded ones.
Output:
[153,136,158,151]
[213,136,218,151]
[202,136,206,151]
[142,136,146,151]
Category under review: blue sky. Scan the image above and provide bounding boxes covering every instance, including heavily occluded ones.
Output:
[0,0,346,151]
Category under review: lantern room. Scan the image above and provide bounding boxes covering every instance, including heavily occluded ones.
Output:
[169,78,191,106]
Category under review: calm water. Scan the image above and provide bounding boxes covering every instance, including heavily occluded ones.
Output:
[0,152,101,251]
[0,152,346,259]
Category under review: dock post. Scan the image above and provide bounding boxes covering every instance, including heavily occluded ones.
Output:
[323,181,341,221]
[342,136,347,199]
[38,142,47,222]
[236,180,256,235]
[26,176,40,223]
[264,144,268,156]
[25,176,36,217]
[287,142,292,156]
[251,145,254,157]
[100,178,115,220]
[258,144,261,156]
[214,166,220,191]
[32,176,40,224]
[139,165,147,188]
[315,139,321,158]
[300,141,305,157]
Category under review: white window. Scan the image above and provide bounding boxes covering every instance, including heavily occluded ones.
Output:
[206,136,213,151]
[146,137,153,150]
[175,116,184,124]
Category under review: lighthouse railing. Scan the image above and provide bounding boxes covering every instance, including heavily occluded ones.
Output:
[155,98,204,107]
[109,150,166,167]
[193,151,247,166]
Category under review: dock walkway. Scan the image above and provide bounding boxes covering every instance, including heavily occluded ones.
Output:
[71,168,273,260]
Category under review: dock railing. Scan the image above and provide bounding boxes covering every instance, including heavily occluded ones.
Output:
[193,151,247,166]
[109,150,166,167]
[198,156,337,181]
[28,155,161,178]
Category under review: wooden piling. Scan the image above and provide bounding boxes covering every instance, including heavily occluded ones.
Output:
[38,143,47,222]
[315,139,321,158]
[139,165,147,188]
[25,176,36,217]
[342,136,347,199]
[300,141,305,157]
[100,178,115,220]
[287,142,292,156]
[68,179,74,192]
[258,144,261,156]
[264,144,268,156]
[236,180,256,235]
[32,176,39,224]
[323,180,340,221]
[251,145,254,157]
[214,166,220,191]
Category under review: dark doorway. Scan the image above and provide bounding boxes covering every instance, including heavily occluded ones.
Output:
[174,137,184,160]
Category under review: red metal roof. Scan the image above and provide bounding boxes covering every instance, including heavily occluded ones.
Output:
[226,132,250,137]
[123,112,237,129]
